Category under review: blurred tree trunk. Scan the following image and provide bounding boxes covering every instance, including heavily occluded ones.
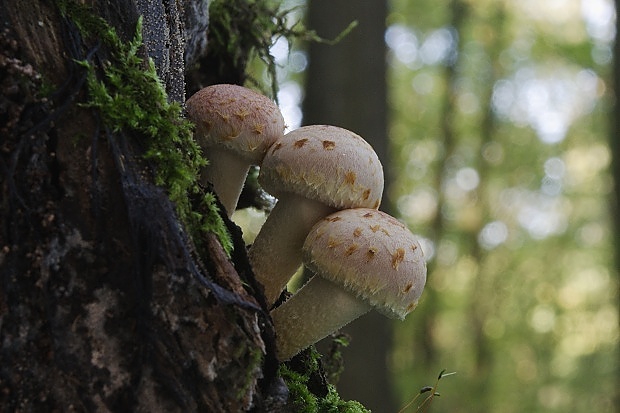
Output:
[612,0,620,409]
[0,1,283,411]
[462,4,507,412]
[302,1,395,411]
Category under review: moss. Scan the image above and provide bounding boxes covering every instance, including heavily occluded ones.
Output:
[321,333,350,386]
[234,342,265,402]
[279,347,370,413]
[57,1,233,255]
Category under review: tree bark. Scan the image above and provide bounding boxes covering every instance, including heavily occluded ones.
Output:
[0,1,283,411]
[303,1,395,411]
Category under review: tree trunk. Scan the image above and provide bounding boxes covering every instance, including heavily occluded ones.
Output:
[303,1,395,411]
[0,1,284,411]
[612,0,620,410]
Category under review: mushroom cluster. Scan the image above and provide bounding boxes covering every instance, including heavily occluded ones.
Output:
[186,85,427,361]
[249,124,384,305]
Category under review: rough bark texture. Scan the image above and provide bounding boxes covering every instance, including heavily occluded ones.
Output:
[0,0,284,411]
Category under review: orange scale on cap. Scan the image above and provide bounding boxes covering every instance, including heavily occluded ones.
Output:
[345,244,359,256]
[216,111,230,122]
[406,302,418,312]
[322,140,336,150]
[391,248,405,270]
[253,123,265,134]
[344,171,356,185]
[202,120,213,131]
[224,131,240,140]
[327,237,341,248]
[235,109,250,119]
[366,247,378,261]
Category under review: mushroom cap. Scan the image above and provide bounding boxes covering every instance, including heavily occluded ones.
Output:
[259,125,384,209]
[185,84,285,163]
[302,208,427,319]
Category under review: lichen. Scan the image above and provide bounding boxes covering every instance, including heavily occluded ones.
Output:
[56,1,233,255]
[235,343,265,404]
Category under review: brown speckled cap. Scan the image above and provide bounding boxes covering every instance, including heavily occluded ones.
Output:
[185,84,285,163]
[302,208,427,319]
[259,125,384,209]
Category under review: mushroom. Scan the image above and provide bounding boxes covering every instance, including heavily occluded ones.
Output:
[248,125,384,306]
[270,208,426,361]
[185,84,285,216]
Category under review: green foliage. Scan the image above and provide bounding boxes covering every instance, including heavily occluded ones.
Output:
[194,193,234,254]
[279,365,320,412]
[320,333,350,385]
[318,386,369,413]
[208,0,356,98]
[279,347,370,413]
[58,1,233,255]
[385,0,618,411]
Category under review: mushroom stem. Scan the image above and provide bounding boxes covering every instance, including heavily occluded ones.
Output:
[201,148,251,216]
[270,275,371,361]
[249,194,337,306]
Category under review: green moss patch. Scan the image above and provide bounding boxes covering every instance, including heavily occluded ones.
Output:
[279,347,370,413]
[58,1,233,255]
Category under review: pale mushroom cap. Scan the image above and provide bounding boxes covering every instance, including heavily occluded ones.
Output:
[302,208,427,319]
[259,125,384,210]
[185,84,285,163]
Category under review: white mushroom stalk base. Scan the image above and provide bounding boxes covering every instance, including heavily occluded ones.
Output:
[270,275,371,361]
[249,194,336,306]
[201,148,251,217]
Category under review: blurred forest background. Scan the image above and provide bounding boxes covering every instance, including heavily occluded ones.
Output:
[238,0,619,411]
